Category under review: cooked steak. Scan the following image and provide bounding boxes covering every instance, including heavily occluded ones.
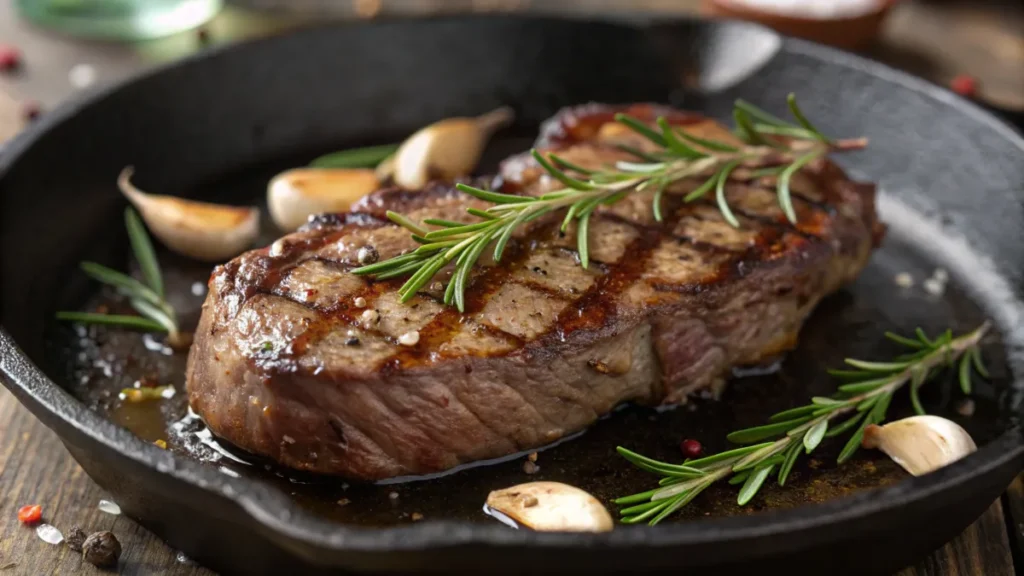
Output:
[186,103,883,481]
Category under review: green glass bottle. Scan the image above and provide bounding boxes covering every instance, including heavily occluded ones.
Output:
[16,0,223,41]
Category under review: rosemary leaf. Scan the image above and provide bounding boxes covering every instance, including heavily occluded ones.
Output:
[55,312,165,332]
[673,127,739,152]
[843,358,911,372]
[729,471,752,485]
[803,419,828,453]
[657,117,706,159]
[958,353,973,394]
[613,143,663,162]
[682,443,774,468]
[737,464,774,506]
[577,211,592,269]
[309,143,399,169]
[734,99,791,127]
[715,159,742,228]
[125,207,163,297]
[547,153,596,176]
[652,180,668,222]
[768,404,819,422]
[683,174,718,203]
[80,261,164,309]
[386,211,429,237]
[777,441,802,486]
[971,347,990,378]
[786,93,828,142]
[885,331,925,349]
[455,183,533,204]
[727,417,814,444]
[614,113,667,147]
[776,150,821,224]
[824,412,867,438]
[532,149,594,190]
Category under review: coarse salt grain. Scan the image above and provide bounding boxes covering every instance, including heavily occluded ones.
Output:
[361,309,379,325]
[97,500,121,515]
[353,297,367,308]
[933,268,949,283]
[36,524,64,545]
[398,331,420,346]
[923,277,946,296]
[894,272,914,288]
[68,63,96,89]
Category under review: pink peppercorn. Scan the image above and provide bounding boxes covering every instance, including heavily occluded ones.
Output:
[680,439,703,459]
[0,45,21,72]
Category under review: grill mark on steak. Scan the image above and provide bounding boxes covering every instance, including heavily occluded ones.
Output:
[186,102,881,480]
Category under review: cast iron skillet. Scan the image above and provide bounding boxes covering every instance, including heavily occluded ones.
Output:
[1,14,1023,576]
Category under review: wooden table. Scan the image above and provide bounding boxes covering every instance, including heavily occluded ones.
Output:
[1,1,1022,574]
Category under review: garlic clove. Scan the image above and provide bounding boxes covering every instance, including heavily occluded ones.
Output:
[374,153,396,184]
[267,168,380,232]
[862,415,977,476]
[485,481,613,533]
[118,167,259,263]
[392,106,514,190]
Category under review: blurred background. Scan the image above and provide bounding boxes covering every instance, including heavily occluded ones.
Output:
[0,0,1022,145]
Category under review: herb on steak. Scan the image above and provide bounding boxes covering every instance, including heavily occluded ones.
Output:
[355,94,867,311]
[56,207,190,349]
[614,323,991,526]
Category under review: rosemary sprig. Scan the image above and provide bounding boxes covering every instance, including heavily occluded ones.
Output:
[614,323,991,526]
[355,94,867,311]
[57,207,187,347]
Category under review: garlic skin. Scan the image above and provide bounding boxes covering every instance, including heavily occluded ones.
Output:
[862,415,977,476]
[118,167,259,263]
[485,481,613,533]
[392,106,514,190]
[268,168,380,231]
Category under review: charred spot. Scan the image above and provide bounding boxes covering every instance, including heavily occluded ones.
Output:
[345,336,361,346]
[775,285,794,296]
[328,418,348,447]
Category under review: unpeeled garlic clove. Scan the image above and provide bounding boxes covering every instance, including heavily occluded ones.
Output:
[392,106,514,189]
[267,168,380,232]
[485,481,613,533]
[118,167,259,263]
[862,415,977,476]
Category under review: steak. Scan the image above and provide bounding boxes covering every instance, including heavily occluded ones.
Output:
[185,103,883,481]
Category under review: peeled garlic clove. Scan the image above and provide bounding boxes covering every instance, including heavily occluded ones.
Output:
[485,481,613,533]
[267,168,380,232]
[862,415,977,476]
[392,106,514,189]
[119,167,259,263]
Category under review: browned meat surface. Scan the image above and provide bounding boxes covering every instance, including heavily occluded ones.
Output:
[186,103,883,481]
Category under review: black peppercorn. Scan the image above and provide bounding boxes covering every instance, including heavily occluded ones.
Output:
[65,526,87,552]
[83,531,121,568]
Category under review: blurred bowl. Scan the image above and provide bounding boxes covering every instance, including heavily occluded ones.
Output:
[701,0,899,51]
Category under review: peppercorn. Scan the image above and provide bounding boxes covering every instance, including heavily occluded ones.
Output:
[17,504,42,524]
[82,531,121,568]
[65,526,87,552]
[950,74,978,99]
[0,45,21,72]
[680,439,703,458]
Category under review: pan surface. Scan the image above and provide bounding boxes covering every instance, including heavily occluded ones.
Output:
[1,14,1023,576]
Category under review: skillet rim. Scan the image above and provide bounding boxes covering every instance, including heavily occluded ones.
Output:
[1,12,1023,555]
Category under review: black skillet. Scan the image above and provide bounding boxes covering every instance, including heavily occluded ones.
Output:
[2,13,1024,576]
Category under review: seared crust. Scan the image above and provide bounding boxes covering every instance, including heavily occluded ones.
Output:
[186,103,881,480]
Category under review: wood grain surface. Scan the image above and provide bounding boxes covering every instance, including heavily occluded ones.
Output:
[0,0,1022,574]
